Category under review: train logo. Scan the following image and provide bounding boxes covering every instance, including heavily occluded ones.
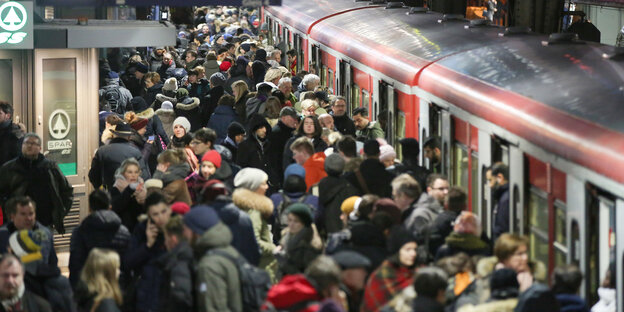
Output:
[0,1,27,44]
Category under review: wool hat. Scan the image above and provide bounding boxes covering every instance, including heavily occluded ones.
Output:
[144,179,163,190]
[135,63,148,74]
[200,180,229,203]
[130,117,148,131]
[227,121,246,138]
[340,196,361,216]
[379,144,396,162]
[201,150,222,168]
[284,163,306,180]
[490,268,520,299]
[130,96,149,113]
[176,88,190,100]
[219,60,232,72]
[286,203,313,227]
[331,250,371,270]
[163,77,179,92]
[210,72,227,88]
[9,229,47,263]
[363,139,380,157]
[171,202,190,215]
[234,167,268,191]
[173,116,191,134]
[387,226,417,255]
[324,153,345,177]
[161,101,174,111]
[255,49,267,61]
[183,206,220,235]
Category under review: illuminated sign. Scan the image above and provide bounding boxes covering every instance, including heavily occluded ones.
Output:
[0,1,32,49]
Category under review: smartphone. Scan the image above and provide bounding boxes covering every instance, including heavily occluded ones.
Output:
[148,135,155,141]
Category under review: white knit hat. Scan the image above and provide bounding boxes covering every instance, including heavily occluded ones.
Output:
[173,116,191,134]
[161,101,174,111]
[379,144,396,162]
[163,77,178,92]
[234,168,268,191]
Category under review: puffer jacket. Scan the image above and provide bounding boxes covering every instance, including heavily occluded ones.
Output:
[175,97,203,132]
[208,198,260,266]
[157,241,194,312]
[153,163,192,205]
[69,210,130,288]
[232,188,277,280]
[88,137,150,190]
[194,222,243,312]
[207,105,241,142]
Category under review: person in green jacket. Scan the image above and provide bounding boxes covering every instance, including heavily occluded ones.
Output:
[353,107,385,141]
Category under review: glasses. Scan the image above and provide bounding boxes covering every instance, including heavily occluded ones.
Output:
[189,141,204,146]
[23,141,41,147]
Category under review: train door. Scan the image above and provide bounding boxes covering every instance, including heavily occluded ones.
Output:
[340,61,352,113]
[310,45,320,75]
[34,48,99,251]
[451,117,478,212]
[377,80,399,147]
[567,175,586,296]
[420,102,448,174]
[0,50,29,129]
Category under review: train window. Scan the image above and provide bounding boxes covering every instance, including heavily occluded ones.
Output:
[352,84,360,111]
[452,143,469,190]
[321,65,327,88]
[554,200,568,267]
[471,152,479,213]
[598,197,616,288]
[362,89,369,111]
[328,69,334,93]
[393,90,403,157]
[429,104,442,139]
[528,187,549,267]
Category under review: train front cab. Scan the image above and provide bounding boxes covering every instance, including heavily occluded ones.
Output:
[420,101,624,307]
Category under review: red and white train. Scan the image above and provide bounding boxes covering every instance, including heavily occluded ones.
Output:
[264,0,624,306]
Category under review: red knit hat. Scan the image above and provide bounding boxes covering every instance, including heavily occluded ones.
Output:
[130,117,148,131]
[171,202,190,215]
[219,61,232,72]
[201,150,222,168]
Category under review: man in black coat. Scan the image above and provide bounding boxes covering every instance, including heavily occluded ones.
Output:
[88,123,151,191]
[331,96,356,137]
[68,190,130,288]
[0,134,73,233]
[317,154,358,237]
[0,254,52,312]
[398,138,430,189]
[268,107,300,189]
[236,114,276,192]
[158,215,194,312]
[344,140,393,198]
[491,162,510,241]
[0,102,24,167]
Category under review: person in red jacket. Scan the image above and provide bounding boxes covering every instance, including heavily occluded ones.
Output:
[290,136,327,190]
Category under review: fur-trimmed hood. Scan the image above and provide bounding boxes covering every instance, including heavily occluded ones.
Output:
[136,107,155,119]
[175,97,200,111]
[155,108,176,121]
[232,188,273,218]
[476,256,547,283]
[156,93,177,105]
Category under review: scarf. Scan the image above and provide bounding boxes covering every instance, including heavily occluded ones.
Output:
[361,260,414,312]
[1,283,25,311]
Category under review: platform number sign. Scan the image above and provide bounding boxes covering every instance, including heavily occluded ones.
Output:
[0,1,32,49]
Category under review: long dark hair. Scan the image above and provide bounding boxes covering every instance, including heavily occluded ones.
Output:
[295,115,322,138]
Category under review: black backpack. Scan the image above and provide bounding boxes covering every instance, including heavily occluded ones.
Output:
[102,86,123,114]
[207,249,271,312]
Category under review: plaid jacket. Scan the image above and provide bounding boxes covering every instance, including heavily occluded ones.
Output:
[361,260,415,312]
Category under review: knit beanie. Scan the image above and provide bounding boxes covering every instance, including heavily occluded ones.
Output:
[130,117,148,131]
[201,150,222,168]
[173,116,191,134]
[340,196,361,216]
[284,163,305,180]
[227,121,246,138]
[387,226,417,255]
[144,179,163,190]
[324,153,345,177]
[234,167,268,191]
[163,77,179,92]
[219,60,232,72]
[135,63,148,74]
[176,88,190,101]
[210,72,227,88]
[161,101,174,111]
[183,206,220,235]
[9,230,47,263]
[286,203,313,227]
[379,144,396,162]
[130,96,149,113]
[171,202,190,215]
[490,268,520,299]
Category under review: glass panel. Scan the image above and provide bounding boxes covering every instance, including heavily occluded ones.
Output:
[352,84,360,111]
[0,59,13,105]
[42,58,77,176]
[321,65,327,88]
[528,189,549,266]
[555,202,566,245]
[471,153,479,213]
[452,143,469,189]
[396,111,405,159]
[362,89,369,110]
[328,69,334,93]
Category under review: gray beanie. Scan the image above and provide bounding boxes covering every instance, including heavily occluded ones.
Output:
[173,116,191,134]
[234,168,268,191]
[210,72,227,88]
[324,153,345,177]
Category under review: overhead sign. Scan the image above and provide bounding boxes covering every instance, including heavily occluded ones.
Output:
[0,1,32,49]
[37,0,281,6]
[48,109,71,139]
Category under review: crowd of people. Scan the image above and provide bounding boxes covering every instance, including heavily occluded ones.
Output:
[0,5,615,312]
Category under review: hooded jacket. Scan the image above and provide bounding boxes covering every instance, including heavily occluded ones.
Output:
[207,104,241,142]
[153,162,192,205]
[278,226,322,276]
[209,198,261,266]
[317,176,358,235]
[232,188,276,274]
[175,97,203,132]
[88,137,151,190]
[68,210,131,288]
[155,107,176,139]
[194,222,243,312]
[268,120,296,186]
[402,192,443,244]
[202,59,220,81]
[152,93,177,112]
[157,240,194,312]
[236,114,272,175]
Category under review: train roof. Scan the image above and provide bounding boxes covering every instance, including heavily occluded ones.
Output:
[264,0,372,34]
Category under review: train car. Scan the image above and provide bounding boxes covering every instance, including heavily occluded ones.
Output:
[265,0,624,307]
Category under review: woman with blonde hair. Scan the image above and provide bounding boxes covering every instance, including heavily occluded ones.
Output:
[75,248,122,312]
[232,80,254,122]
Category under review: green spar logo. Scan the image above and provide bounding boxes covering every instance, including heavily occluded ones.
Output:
[0,2,27,44]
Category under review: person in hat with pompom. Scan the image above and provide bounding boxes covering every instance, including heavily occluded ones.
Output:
[185,150,222,205]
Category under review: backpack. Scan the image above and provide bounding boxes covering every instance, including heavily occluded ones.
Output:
[208,249,271,312]
[102,86,124,114]
[275,192,314,236]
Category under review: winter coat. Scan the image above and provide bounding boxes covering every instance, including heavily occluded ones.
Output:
[356,120,384,141]
[361,260,415,312]
[185,172,209,205]
[278,226,323,276]
[0,120,24,167]
[303,152,327,190]
[252,59,270,86]
[556,294,589,312]
[88,137,150,191]
[428,210,459,255]
[157,241,194,312]
[268,120,296,187]
[139,109,170,155]
[175,97,203,132]
[234,90,254,123]
[202,86,224,127]
[591,288,614,312]
[203,60,220,80]
[144,83,163,107]
[458,298,518,312]
[124,221,167,312]
[0,221,58,267]
[397,159,429,193]
[0,154,74,233]
[225,74,254,96]
[194,222,243,312]
[380,285,415,312]
[493,183,510,241]
[207,105,240,142]
[236,115,272,174]
[209,198,261,266]
[187,79,209,102]
[99,82,133,114]
[344,159,393,198]
[283,135,328,173]
[75,287,120,312]
[270,191,320,242]
[402,193,442,245]
[220,137,239,164]
[69,210,131,288]
[154,108,176,139]
[156,62,175,82]
[245,94,269,120]
[0,290,52,312]
[331,113,356,137]
[153,163,192,205]
[435,232,490,261]
[152,93,177,112]
[317,176,359,236]
[110,175,145,233]
[513,283,559,312]
[232,188,277,278]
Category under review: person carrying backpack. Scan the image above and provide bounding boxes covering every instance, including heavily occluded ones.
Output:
[99,71,133,114]
[183,206,271,312]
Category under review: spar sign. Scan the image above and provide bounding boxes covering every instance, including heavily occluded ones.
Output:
[0,1,32,49]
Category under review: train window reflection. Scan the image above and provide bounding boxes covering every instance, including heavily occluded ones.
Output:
[452,143,469,190]
[321,65,327,88]
[362,89,369,111]
[528,188,549,267]
[555,200,568,266]
[471,153,478,213]
[352,84,360,111]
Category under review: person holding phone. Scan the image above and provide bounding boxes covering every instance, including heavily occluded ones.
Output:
[111,158,146,233]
